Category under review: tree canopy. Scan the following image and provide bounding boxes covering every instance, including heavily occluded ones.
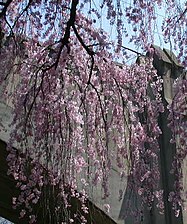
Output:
[0,0,186,223]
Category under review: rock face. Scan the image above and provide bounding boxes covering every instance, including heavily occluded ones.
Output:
[0,101,13,142]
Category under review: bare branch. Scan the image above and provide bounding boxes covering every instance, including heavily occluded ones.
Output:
[121,46,142,55]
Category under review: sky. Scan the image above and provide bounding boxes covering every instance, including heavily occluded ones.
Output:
[83,0,186,63]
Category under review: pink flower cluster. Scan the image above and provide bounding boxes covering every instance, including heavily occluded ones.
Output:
[0,0,186,223]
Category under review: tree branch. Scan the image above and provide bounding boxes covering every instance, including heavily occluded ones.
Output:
[121,46,142,55]
[0,0,13,18]
[177,7,187,23]
[54,0,79,69]
[12,0,33,30]
[72,24,94,56]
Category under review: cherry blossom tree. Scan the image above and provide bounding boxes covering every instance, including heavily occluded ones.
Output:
[0,0,186,223]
